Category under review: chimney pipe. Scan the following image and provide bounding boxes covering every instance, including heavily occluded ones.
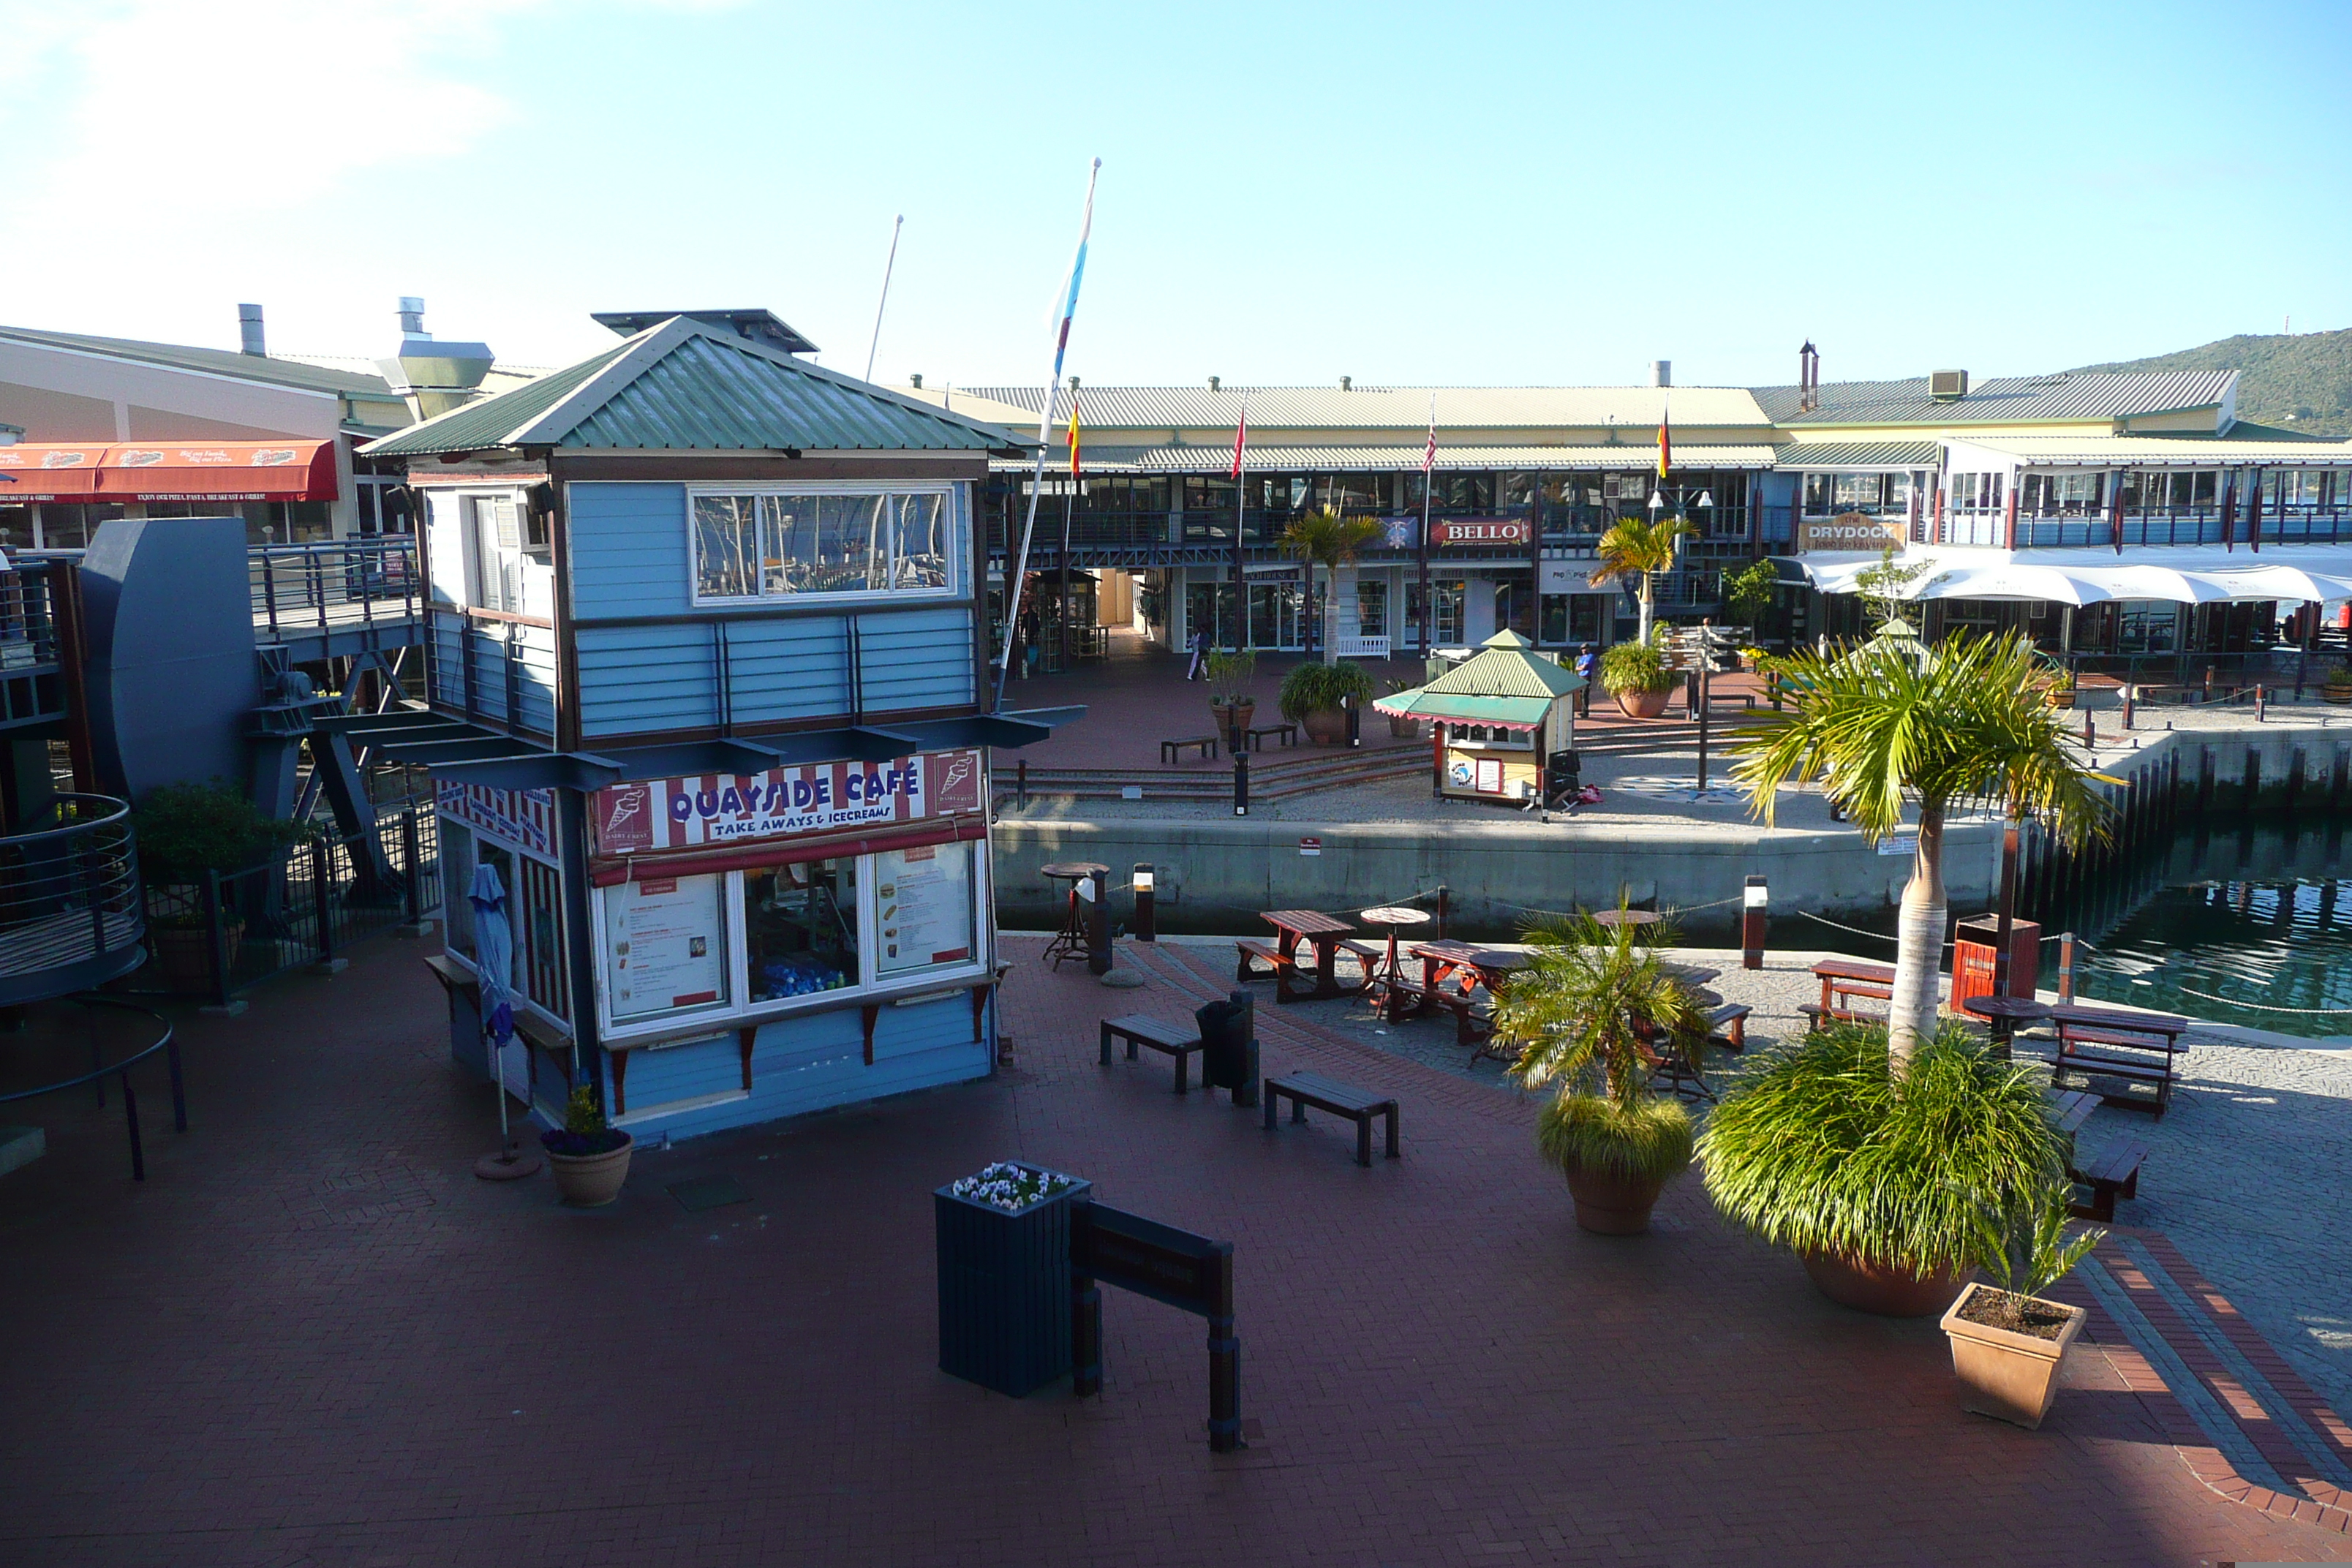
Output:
[1207,375,1221,391]
[397,296,428,340]
[1340,375,1352,391]
[910,372,923,389]
[1649,360,1671,388]
[238,304,265,357]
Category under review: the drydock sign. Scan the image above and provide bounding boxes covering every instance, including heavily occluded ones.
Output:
[1796,513,1907,553]
[589,748,983,856]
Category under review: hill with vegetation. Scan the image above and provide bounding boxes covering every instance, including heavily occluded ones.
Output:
[2069,327,2352,437]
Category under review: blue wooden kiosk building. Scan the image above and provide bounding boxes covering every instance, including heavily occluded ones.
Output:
[355,311,1063,1139]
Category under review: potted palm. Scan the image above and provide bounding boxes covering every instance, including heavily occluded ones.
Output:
[2046,668,2077,710]
[541,1085,633,1206]
[1733,629,2108,1067]
[1492,908,1703,1235]
[1942,1183,2104,1428]
[1205,649,1256,739]
[1588,512,1695,646]
[132,780,312,993]
[1382,676,1423,739]
[1600,637,1677,719]
[1699,1020,2069,1316]
[1278,506,1383,663]
[1279,659,1378,746]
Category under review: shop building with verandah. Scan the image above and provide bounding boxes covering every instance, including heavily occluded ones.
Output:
[1374,630,1582,806]
[353,309,1068,1140]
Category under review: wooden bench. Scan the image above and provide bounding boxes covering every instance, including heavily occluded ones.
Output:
[1235,936,1290,984]
[1800,1001,1888,1030]
[1704,1003,1752,1053]
[1100,1014,1206,1093]
[1161,734,1220,765]
[2068,1138,2151,1222]
[2054,1047,2176,1117]
[1338,938,1385,994]
[1263,1071,1399,1166]
[1244,720,1298,750]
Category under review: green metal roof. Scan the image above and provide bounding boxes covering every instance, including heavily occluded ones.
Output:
[1373,690,1559,728]
[1422,630,1586,698]
[360,317,1027,459]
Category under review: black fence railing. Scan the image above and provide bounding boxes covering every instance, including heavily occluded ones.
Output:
[250,538,419,642]
[128,795,442,1006]
[0,793,148,1007]
[0,557,68,731]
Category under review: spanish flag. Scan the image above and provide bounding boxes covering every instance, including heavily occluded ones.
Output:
[1656,385,1671,478]
[1067,393,1081,479]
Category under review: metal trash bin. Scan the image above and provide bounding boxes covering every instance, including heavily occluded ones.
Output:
[1194,990,1261,1107]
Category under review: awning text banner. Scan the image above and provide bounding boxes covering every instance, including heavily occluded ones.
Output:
[0,440,337,502]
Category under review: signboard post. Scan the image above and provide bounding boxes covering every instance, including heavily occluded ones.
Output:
[1070,1202,1243,1451]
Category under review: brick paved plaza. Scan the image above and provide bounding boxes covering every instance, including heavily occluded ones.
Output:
[4,935,2351,1567]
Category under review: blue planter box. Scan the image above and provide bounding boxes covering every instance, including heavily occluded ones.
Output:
[935,1165,1091,1398]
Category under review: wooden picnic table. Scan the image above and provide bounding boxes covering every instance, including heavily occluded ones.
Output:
[2048,1002,2191,1118]
[1807,957,1896,1029]
[1260,909,1361,1003]
[1960,990,2046,1055]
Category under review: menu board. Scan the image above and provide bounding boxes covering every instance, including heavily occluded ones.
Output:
[604,874,728,1022]
[873,841,975,978]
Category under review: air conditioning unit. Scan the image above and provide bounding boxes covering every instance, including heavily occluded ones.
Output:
[1929,369,1970,401]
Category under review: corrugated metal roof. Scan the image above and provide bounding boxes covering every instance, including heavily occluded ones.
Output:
[1422,633,1584,699]
[1373,690,1560,728]
[1774,440,1944,469]
[362,319,1025,458]
[1028,442,1782,472]
[960,385,1774,430]
[1752,369,2237,426]
[1953,430,2352,466]
[0,323,396,399]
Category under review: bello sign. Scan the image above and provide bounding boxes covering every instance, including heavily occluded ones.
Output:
[1431,518,1531,548]
[591,748,984,856]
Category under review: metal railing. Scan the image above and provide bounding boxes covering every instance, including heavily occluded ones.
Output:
[0,557,67,731]
[130,794,442,1006]
[0,996,184,1180]
[251,537,419,641]
[0,794,147,1007]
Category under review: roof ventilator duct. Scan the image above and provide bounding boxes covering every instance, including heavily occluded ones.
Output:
[378,296,494,421]
[1929,369,1970,401]
[1649,360,1671,387]
[237,304,265,357]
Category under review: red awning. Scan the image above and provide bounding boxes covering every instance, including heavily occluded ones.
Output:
[0,440,336,502]
[587,815,989,888]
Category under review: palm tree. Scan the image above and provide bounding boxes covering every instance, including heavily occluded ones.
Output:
[1588,512,1696,646]
[1730,630,2110,1068]
[1279,506,1383,663]
[1494,908,1703,1104]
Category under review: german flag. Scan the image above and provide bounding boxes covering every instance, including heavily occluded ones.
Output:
[1656,385,1671,478]
[1068,393,1081,480]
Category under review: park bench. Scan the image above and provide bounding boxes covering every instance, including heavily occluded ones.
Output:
[1161,734,1220,765]
[1704,1003,1752,1052]
[1263,1071,1400,1167]
[1235,937,1289,984]
[1100,1014,1205,1093]
[2068,1137,2152,1223]
[1244,720,1298,751]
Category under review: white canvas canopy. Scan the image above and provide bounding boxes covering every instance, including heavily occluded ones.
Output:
[1793,546,2352,606]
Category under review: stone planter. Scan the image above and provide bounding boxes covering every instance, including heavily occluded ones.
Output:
[1940,1283,2087,1429]
[151,919,242,995]
[545,1134,633,1207]
[1614,687,1672,720]
[935,1166,1092,1398]
[1563,1165,1668,1236]
[1801,1250,1967,1317]
[1300,708,1349,746]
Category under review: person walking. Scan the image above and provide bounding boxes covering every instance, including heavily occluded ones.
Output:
[1185,624,1209,680]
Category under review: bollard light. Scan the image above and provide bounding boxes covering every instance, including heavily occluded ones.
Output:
[1132,862,1156,943]
[1087,867,1112,976]
[1741,875,1768,970]
[1234,751,1250,816]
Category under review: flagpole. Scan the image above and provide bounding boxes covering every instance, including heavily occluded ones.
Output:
[995,159,1100,709]
[864,214,903,382]
[1232,392,1248,653]
[1417,391,1434,654]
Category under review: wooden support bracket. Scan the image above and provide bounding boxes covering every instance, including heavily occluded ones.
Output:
[737,1025,757,1094]
[862,1003,881,1066]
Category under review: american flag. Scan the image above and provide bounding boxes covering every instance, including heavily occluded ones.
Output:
[1229,393,1248,480]
[1422,393,1437,474]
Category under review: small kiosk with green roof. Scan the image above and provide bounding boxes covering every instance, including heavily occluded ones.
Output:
[1373,630,1584,807]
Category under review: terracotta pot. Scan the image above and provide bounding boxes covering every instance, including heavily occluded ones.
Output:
[2324,687,2352,706]
[1563,1165,1668,1235]
[2046,689,2076,710]
[1940,1283,2087,1429]
[546,1135,634,1207]
[1614,688,1672,720]
[1211,700,1257,735]
[150,919,243,994]
[1801,1250,1967,1317]
[1300,708,1349,746]
[1387,715,1422,739]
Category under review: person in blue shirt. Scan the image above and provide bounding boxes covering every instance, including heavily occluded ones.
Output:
[1574,643,1598,717]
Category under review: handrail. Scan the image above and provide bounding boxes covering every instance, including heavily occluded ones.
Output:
[2,791,131,847]
[0,994,184,1180]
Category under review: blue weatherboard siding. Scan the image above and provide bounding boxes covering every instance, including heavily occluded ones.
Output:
[859,608,976,712]
[566,483,693,616]
[600,995,988,1141]
[575,622,721,737]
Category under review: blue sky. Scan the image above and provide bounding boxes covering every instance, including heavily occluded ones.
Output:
[2,0,2346,390]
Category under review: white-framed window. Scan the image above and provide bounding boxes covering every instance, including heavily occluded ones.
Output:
[464,491,549,614]
[592,840,989,1042]
[1356,578,1388,638]
[689,483,960,604]
[1947,471,2005,510]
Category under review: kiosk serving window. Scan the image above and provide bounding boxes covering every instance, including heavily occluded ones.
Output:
[745,859,859,1000]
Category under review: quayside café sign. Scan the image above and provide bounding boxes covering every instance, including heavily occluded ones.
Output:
[591,748,984,856]
[1431,518,1531,548]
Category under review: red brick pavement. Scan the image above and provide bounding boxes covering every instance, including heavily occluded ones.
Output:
[2,935,2348,1567]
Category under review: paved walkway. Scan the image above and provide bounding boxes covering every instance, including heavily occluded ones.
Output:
[3,938,2349,1565]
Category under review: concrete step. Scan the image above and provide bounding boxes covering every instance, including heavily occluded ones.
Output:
[0,1125,45,1178]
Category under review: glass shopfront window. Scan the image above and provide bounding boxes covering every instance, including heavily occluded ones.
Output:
[1356,578,1388,638]
[1803,472,1911,516]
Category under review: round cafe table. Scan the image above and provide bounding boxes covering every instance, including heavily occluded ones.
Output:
[1591,908,1663,930]
[1040,862,1109,970]
[1359,905,1432,1019]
